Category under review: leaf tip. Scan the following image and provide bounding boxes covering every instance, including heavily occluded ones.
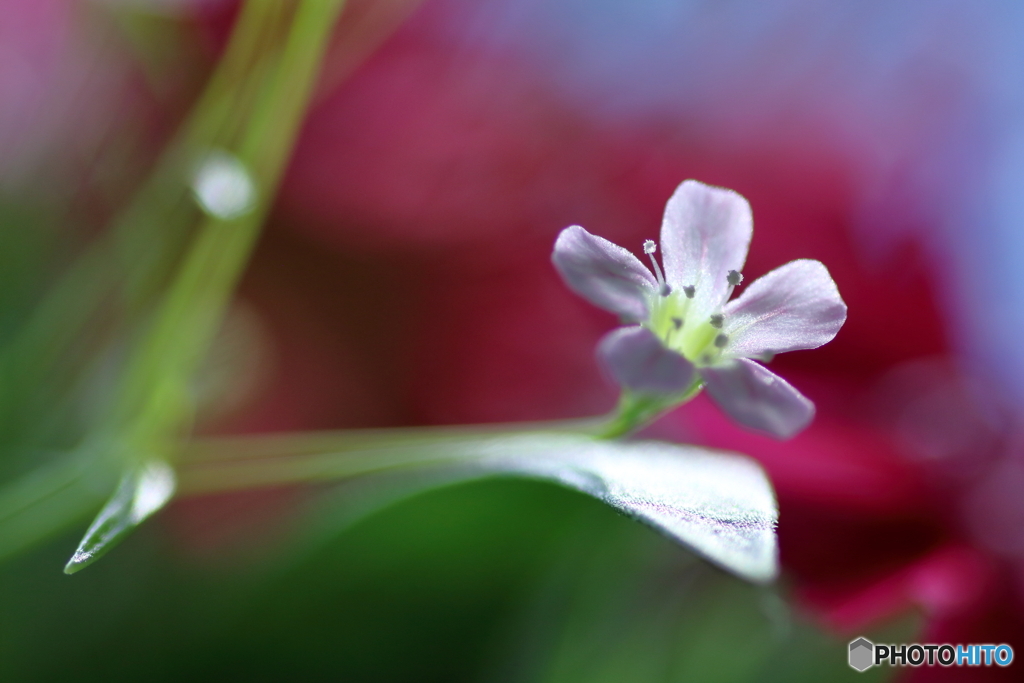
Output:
[63,549,94,575]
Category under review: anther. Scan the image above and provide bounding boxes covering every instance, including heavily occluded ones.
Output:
[672,317,683,330]
[709,314,723,329]
[727,270,743,286]
[683,285,696,299]
[643,240,669,295]
[714,333,729,348]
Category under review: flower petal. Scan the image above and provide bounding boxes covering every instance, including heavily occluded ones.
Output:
[722,259,847,359]
[552,225,656,321]
[598,326,695,395]
[660,180,752,315]
[701,358,815,438]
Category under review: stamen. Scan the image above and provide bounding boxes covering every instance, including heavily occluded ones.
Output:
[682,285,696,299]
[709,314,724,329]
[727,270,743,286]
[714,333,729,348]
[642,240,670,296]
[672,317,683,330]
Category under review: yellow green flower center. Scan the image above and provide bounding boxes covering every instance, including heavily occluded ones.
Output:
[645,291,728,366]
[641,240,737,366]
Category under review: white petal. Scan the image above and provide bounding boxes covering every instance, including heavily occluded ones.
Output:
[552,225,656,321]
[722,259,847,359]
[701,359,815,439]
[660,180,752,316]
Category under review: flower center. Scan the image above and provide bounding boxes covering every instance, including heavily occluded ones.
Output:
[647,291,727,365]
[641,241,740,365]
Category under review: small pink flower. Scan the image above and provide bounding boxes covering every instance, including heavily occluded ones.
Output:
[552,179,847,438]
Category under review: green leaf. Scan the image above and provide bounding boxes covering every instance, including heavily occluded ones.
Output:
[63,461,176,574]
[472,434,778,583]
[181,431,778,583]
[485,518,907,683]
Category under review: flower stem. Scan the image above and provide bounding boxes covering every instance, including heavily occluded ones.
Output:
[177,421,600,495]
[598,382,704,439]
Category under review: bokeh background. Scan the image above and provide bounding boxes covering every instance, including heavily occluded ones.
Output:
[3,0,1024,680]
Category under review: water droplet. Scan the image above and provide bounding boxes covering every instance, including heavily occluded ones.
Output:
[191,150,256,220]
[130,461,176,524]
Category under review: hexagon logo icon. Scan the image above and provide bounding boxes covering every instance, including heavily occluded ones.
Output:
[849,637,874,672]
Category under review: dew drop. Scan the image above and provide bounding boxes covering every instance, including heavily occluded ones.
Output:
[192,150,257,220]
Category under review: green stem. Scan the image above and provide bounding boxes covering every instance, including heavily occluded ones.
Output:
[597,382,704,439]
[109,0,346,457]
[0,2,282,368]
[0,1,347,563]
[178,421,598,495]
[0,2,291,456]
[175,379,710,494]
[183,418,605,463]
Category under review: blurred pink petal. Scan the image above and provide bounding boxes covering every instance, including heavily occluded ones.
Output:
[801,544,993,634]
